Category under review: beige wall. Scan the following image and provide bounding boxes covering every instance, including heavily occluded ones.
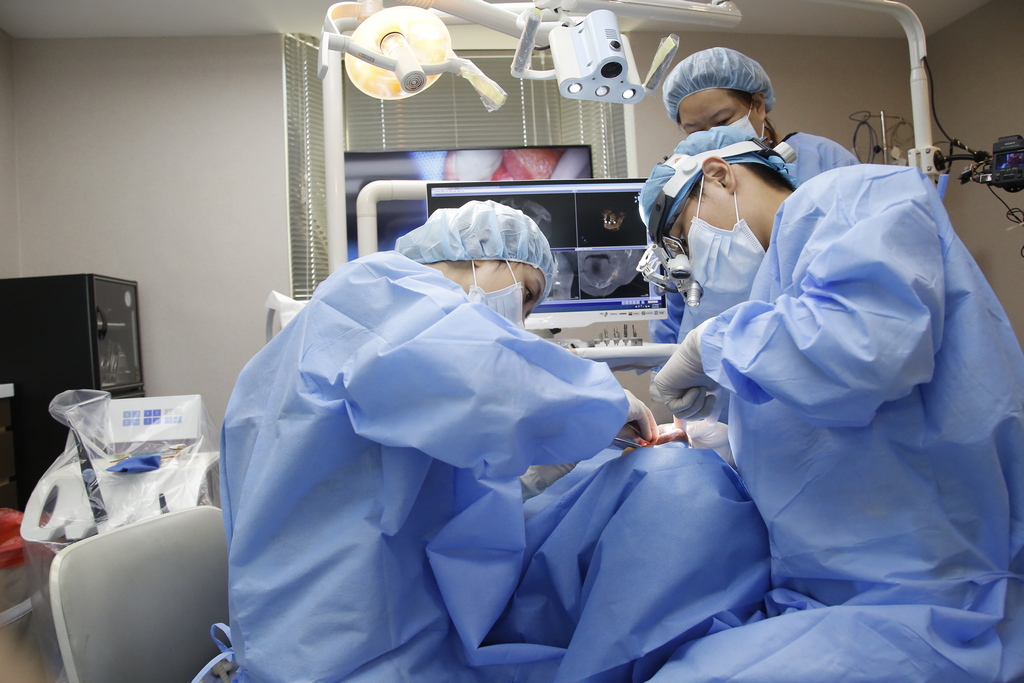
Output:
[0,28,15,278]
[626,31,911,176]
[11,35,291,424]
[929,0,1024,338]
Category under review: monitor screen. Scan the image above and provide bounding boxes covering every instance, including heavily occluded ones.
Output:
[345,146,592,262]
[426,178,666,330]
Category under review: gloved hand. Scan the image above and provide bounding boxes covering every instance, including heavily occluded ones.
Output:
[653,319,720,420]
[520,463,578,500]
[685,418,734,468]
[623,389,657,443]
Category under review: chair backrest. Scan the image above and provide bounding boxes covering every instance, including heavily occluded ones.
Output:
[49,505,229,683]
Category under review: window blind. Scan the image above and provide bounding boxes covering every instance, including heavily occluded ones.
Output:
[284,34,328,301]
[285,36,630,298]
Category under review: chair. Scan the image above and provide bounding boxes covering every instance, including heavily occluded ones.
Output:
[48,505,229,683]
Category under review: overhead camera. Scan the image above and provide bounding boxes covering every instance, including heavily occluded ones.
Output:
[548,10,645,104]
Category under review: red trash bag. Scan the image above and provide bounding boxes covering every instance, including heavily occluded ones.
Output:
[0,508,24,570]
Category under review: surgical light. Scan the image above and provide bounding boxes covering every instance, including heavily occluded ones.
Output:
[345,6,452,100]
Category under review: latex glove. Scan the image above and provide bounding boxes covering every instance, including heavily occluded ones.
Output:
[623,389,657,443]
[685,418,734,468]
[653,319,719,420]
[520,463,577,500]
[645,422,688,446]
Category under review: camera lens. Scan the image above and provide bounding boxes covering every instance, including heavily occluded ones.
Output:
[601,62,623,79]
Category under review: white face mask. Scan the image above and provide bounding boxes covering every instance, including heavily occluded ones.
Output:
[686,177,766,324]
[729,104,765,140]
[468,260,525,329]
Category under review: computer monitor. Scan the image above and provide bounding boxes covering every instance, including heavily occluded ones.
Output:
[345,146,592,262]
[426,178,667,330]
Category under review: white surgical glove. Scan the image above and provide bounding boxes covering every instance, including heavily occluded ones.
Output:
[685,418,734,468]
[623,389,657,443]
[654,319,720,420]
[520,463,577,500]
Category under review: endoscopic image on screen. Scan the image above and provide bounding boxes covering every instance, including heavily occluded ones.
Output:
[548,250,581,302]
[576,249,649,299]
[575,191,646,249]
[443,147,592,182]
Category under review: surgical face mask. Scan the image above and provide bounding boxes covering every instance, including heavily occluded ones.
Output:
[729,104,765,140]
[468,260,525,329]
[686,177,766,320]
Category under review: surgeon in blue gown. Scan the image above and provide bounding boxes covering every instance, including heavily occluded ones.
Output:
[653,46,859,346]
[640,126,1024,682]
[218,199,772,682]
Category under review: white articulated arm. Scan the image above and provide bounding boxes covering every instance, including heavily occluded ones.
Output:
[356,181,429,257]
[798,0,937,177]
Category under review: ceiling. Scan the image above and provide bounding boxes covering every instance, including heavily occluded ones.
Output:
[0,0,992,40]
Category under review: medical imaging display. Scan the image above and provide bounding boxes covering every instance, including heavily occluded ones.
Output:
[344,146,592,261]
[427,178,664,328]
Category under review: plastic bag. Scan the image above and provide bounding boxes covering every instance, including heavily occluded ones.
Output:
[19,390,220,681]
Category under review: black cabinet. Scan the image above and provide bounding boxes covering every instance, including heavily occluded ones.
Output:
[0,274,144,509]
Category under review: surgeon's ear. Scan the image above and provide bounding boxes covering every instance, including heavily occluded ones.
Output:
[750,91,767,115]
[701,157,735,192]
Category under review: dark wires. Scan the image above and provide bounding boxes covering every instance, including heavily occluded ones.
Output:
[923,55,984,157]
[923,56,1023,254]
[850,111,879,163]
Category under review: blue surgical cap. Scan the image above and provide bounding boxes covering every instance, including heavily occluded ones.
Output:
[662,47,775,122]
[396,199,556,303]
[640,126,796,231]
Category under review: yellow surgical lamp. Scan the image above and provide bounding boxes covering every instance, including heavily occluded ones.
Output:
[345,7,451,100]
[319,4,506,110]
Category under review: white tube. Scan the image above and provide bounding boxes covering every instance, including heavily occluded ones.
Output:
[322,49,348,272]
[356,180,429,257]
[802,0,924,64]
[568,0,742,27]
[799,0,934,164]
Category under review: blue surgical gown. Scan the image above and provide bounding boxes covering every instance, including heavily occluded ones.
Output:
[652,165,1024,682]
[650,131,860,345]
[219,252,631,682]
